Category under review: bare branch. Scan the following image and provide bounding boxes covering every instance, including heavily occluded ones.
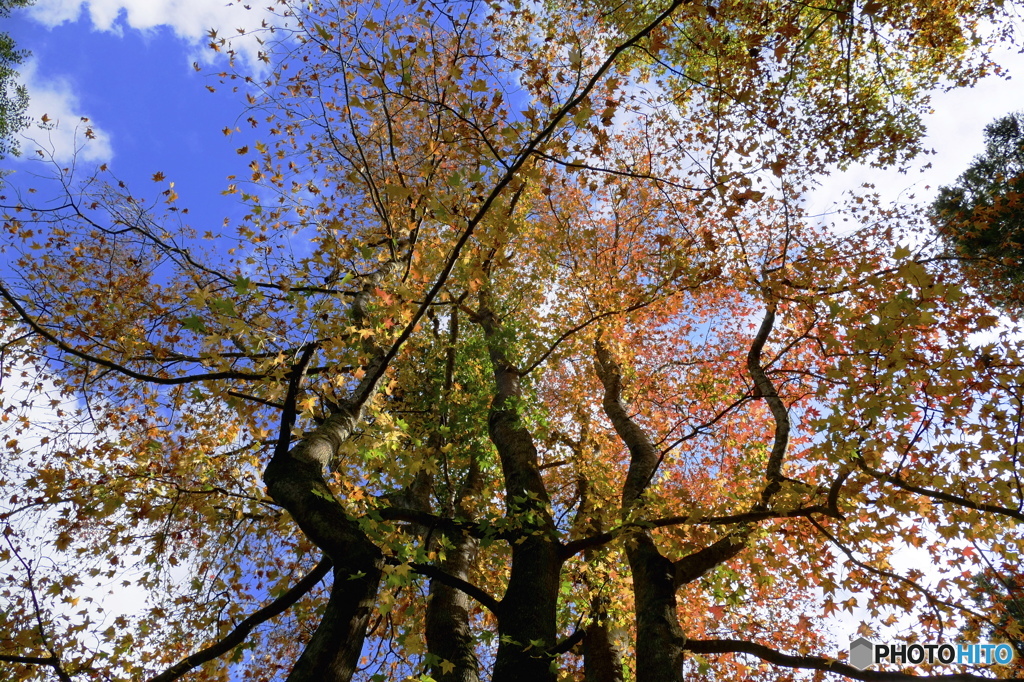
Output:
[148,556,333,682]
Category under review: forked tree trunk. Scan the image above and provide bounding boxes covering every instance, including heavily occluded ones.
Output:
[594,340,685,682]
[481,306,562,682]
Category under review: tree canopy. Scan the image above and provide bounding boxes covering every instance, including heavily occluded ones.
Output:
[932,111,1024,309]
[0,0,32,167]
[1,0,1023,681]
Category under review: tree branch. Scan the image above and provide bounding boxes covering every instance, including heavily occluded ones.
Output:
[746,301,792,506]
[855,455,1024,523]
[561,503,839,559]
[405,560,502,615]
[148,556,333,682]
[684,638,1023,681]
[0,282,269,386]
[0,654,74,681]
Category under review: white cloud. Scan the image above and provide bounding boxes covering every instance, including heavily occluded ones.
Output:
[18,59,114,165]
[27,0,281,66]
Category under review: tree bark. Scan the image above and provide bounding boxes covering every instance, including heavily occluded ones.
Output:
[594,339,686,682]
[286,562,383,681]
[422,304,483,682]
[425,531,482,682]
[626,535,686,682]
[574,462,624,682]
[263,413,385,682]
[262,261,402,682]
[480,306,562,682]
[582,612,624,682]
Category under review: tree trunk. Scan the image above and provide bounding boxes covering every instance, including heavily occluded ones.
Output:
[286,563,383,681]
[626,535,686,682]
[425,531,482,682]
[594,340,685,682]
[480,306,562,682]
[263,435,385,682]
[575,467,624,682]
[582,592,625,682]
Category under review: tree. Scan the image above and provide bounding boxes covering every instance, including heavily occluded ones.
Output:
[932,111,1024,310]
[970,562,1024,677]
[1,0,1023,681]
[0,0,31,166]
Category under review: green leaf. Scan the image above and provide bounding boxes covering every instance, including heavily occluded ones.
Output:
[310,487,336,502]
[233,275,252,295]
[181,315,207,333]
[210,298,236,316]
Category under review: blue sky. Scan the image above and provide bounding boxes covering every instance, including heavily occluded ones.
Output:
[3,0,276,231]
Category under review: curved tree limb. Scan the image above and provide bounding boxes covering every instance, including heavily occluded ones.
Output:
[746,300,791,506]
[478,300,562,682]
[561,505,839,559]
[148,556,333,682]
[593,338,686,682]
[854,454,1024,523]
[0,654,74,681]
[406,560,501,616]
[0,282,270,386]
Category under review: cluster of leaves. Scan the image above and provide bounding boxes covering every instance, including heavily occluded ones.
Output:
[969,563,1024,676]
[1,0,1023,681]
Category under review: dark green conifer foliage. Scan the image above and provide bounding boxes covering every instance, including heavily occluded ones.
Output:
[932,112,1024,309]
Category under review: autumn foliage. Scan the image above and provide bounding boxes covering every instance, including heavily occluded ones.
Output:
[1,0,1024,681]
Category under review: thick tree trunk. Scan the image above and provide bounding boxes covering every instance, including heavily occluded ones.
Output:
[574,468,624,682]
[626,535,686,682]
[261,261,404,681]
[594,339,686,682]
[286,563,383,681]
[480,306,562,682]
[488,404,563,682]
[425,531,482,682]
[263,419,385,682]
[583,610,624,682]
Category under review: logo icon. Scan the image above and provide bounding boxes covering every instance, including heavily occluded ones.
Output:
[850,637,875,670]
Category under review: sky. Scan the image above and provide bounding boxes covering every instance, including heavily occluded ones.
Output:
[808,38,1024,217]
[2,0,1024,673]
[3,1,1024,227]
[2,0,279,232]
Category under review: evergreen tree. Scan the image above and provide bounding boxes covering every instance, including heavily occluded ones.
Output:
[932,112,1024,309]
